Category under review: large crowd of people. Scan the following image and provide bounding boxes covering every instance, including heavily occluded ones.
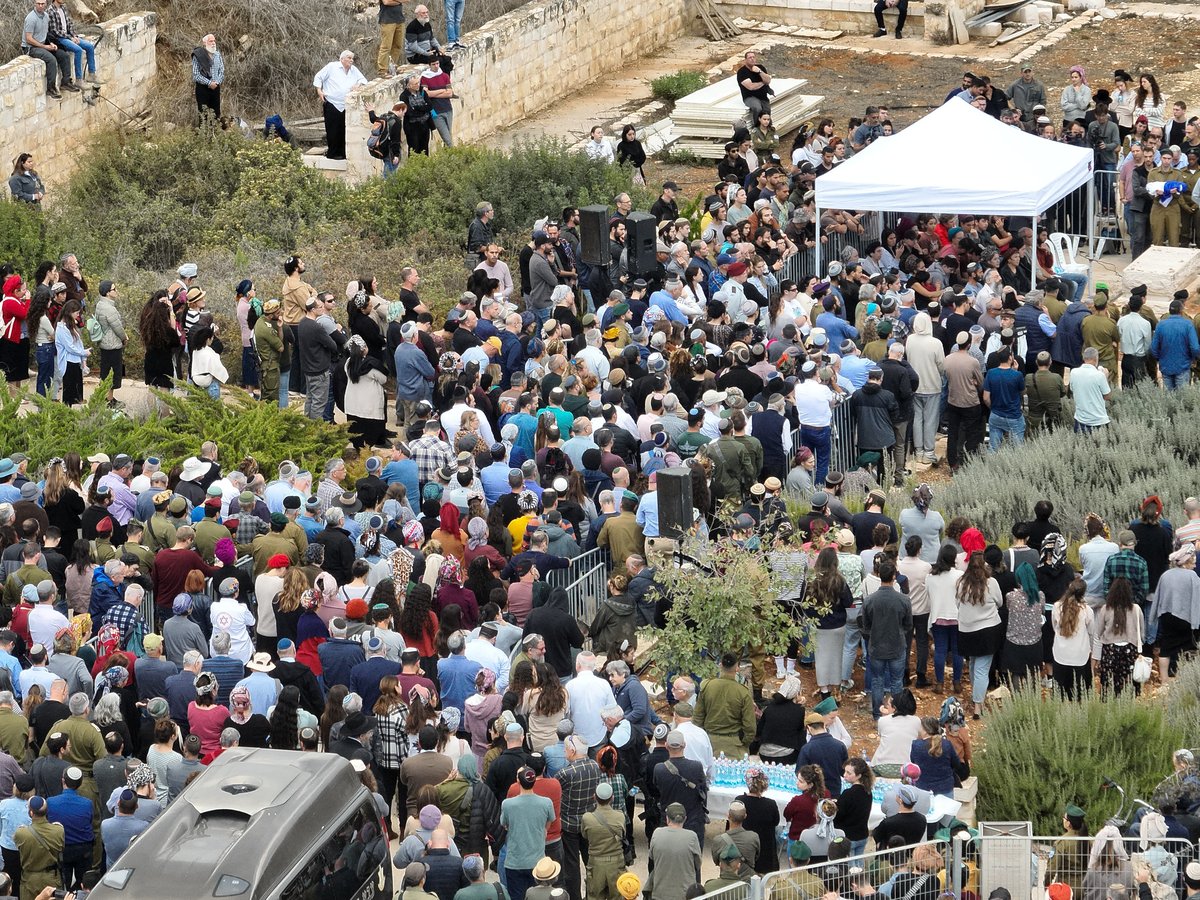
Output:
[8,8,1200,899]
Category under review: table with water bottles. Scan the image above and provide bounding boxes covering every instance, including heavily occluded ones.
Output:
[707,753,961,829]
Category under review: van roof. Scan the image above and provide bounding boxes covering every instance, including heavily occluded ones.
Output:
[89,749,370,899]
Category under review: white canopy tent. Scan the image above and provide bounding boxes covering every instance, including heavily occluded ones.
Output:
[814,100,1096,288]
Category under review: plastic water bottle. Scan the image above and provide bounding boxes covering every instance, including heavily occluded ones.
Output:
[716,752,728,786]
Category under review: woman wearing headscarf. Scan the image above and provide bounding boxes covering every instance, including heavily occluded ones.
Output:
[754,674,807,768]
[223,685,271,747]
[1003,563,1045,687]
[1084,824,1133,900]
[900,483,944,565]
[347,278,388,360]
[434,557,478,629]
[295,590,330,678]
[463,668,502,763]
[343,334,389,448]
[432,503,468,564]
[463,517,504,574]
[438,753,502,864]
[1149,544,1200,683]
[188,671,227,755]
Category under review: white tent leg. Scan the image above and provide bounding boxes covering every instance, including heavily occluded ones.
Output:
[1087,175,1096,296]
[1031,213,1039,292]
[814,204,822,282]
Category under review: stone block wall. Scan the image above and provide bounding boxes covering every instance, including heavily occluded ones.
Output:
[0,12,157,186]
[342,0,690,181]
[714,0,925,35]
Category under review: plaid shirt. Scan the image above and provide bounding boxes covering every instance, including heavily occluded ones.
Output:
[556,757,601,833]
[1102,549,1150,604]
[374,703,410,769]
[317,479,343,517]
[47,2,74,39]
[235,513,269,546]
[103,601,141,644]
[410,436,454,485]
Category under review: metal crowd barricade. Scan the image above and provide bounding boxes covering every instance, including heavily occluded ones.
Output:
[140,590,155,634]
[694,876,756,900]
[973,833,1194,900]
[545,548,609,625]
[759,840,949,900]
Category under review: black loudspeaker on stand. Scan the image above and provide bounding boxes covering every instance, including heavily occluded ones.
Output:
[579,205,609,266]
[657,466,693,539]
[626,211,658,276]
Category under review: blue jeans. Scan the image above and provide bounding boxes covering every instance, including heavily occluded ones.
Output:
[35,342,55,396]
[1144,600,1158,645]
[530,306,551,327]
[279,369,290,408]
[988,412,1025,451]
[931,623,962,684]
[445,0,465,42]
[506,868,534,900]
[968,653,992,705]
[1164,371,1190,390]
[800,424,831,485]
[193,379,220,399]
[1058,271,1089,303]
[869,656,904,718]
[383,157,399,175]
[56,35,95,80]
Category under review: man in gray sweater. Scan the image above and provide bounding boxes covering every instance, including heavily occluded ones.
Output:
[93,280,127,405]
[527,234,559,327]
[861,555,912,719]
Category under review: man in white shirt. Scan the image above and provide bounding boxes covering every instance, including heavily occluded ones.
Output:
[313,50,367,161]
[441,390,496,447]
[208,578,257,663]
[474,247,514,305]
[27,581,69,654]
[699,389,726,441]
[1117,293,1153,388]
[672,700,714,781]
[577,329,610,382]
[465,622,511,691]
[565,651,616,750]
[793,360,839,486]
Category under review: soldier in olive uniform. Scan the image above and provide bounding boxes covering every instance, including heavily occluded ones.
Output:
[40,694,105,865]
[581,782,629,900]
[14,796,64,900]
[692,652,757,758]
[703,844,750,899]
[144,491,179,554]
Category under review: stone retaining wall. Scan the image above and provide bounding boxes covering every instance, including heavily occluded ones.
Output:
[339,0,690,181]
[0,13,157,186]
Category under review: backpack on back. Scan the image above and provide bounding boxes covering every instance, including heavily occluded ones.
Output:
[367,114,396,160]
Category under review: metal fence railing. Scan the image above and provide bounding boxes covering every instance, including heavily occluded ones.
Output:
[789,403,857,481]
[695,832,1192,900]
[546,548,608,625]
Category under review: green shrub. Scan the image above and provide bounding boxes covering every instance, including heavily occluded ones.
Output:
[941,383,1200,544]
[0,200,56,274]
[650,70,708,104]
[656,147,703,167]
[975,686,1184,833]
[363,139,646,244]
[0,378,350,474]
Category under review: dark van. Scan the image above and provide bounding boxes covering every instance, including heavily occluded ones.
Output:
[89,748,392,900]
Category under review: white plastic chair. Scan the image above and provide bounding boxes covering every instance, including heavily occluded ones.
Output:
[1047,232,1089,275]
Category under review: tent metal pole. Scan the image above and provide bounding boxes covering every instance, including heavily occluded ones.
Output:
[814,204,822,282]
[1087,175,1096,296]
[1031,212,1038,292]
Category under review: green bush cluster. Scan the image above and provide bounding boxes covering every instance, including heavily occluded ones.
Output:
[975,685,1186,833]
[941,383,1200,544]
[0,377,350,475]
[650,70,708,104]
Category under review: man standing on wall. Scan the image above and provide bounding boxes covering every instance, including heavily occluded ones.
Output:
[420,55,456,149]
[378,0,406,75]
[313,50,368,161]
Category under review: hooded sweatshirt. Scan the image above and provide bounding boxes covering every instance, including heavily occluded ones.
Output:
[523,586,584,678]
[905,313,946,394]
[542,523,581,560]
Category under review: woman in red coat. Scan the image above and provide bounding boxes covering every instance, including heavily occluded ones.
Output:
[0,273,31,387]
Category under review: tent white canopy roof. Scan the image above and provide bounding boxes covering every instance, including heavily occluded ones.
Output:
[814,100,1094,217]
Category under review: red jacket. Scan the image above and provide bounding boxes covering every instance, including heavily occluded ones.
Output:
[0,292,30,343]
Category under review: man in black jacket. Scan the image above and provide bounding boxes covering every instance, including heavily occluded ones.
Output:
[847,368,898,482]
[878,341,918,485]
[523,586,584,680]
[273,639,323,716]
[328,711,373,764]
[297,296,339,421]
[312,507,355,585]
[485,722,530,801]
[650,182,680,223]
